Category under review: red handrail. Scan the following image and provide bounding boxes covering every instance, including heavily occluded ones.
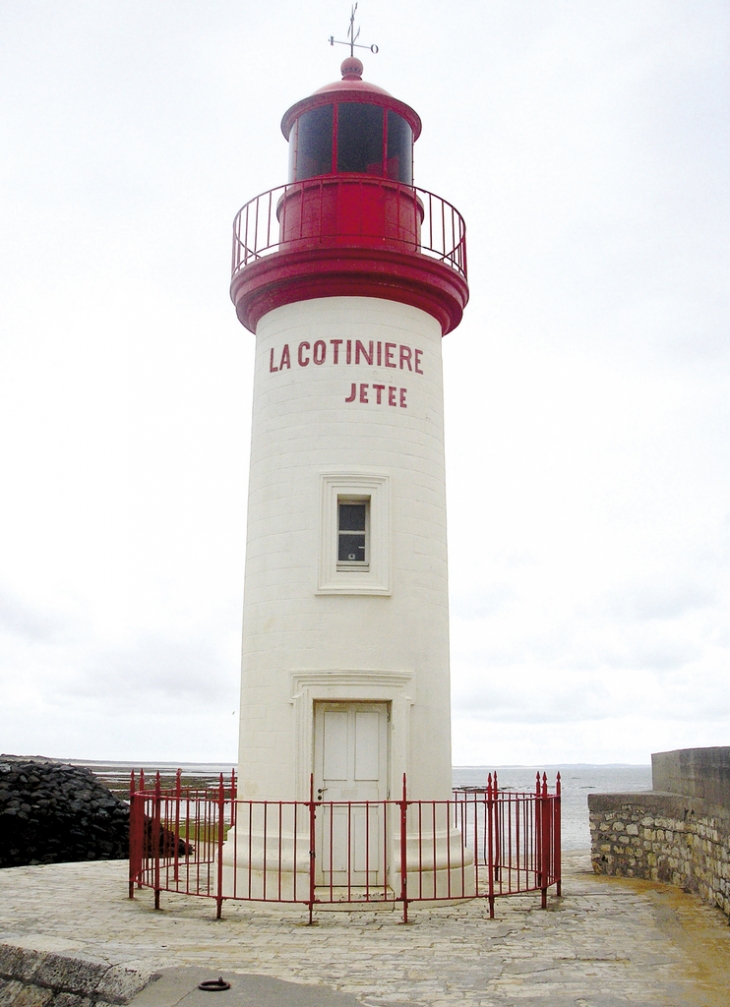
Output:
[231,178,467,281]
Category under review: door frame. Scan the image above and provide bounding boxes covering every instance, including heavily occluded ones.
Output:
[289,670,414,803]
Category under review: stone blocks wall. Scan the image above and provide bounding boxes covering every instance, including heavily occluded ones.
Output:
[0,943,150,1007]
[588,750,730,920]
[652,746,730,806]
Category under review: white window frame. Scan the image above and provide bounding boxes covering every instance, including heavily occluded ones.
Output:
[318,472,391,594]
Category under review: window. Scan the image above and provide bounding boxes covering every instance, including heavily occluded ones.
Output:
[386,110,413,184]
[292,105,334,180]
[338,498,369,566]
[288,102,414,184]
[318,473,390,595]
[337,103,383,175]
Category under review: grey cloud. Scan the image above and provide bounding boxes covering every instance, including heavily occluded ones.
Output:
[450,586,512,621]
[454,622,700,675]
[47,635,238,710]
[452,681,630,724]
[452,670,730,724]
[0,591,72,645]
[604,584,717,622]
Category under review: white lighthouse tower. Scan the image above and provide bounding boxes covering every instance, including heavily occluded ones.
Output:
[223,50,469,898]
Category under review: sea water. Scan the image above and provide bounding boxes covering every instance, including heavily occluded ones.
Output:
[84,760,652,852]
[453,765,652,850]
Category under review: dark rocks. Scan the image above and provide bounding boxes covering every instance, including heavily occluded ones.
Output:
[0,759,129,868]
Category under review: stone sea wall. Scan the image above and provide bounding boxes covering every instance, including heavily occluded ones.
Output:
[588,747,730,919]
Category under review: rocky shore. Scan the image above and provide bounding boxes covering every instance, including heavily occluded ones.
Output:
[0,757,129,868]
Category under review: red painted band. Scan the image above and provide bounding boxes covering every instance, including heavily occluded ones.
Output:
[230,246,469,336]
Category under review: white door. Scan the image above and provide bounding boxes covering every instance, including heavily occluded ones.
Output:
[313,702,389,887]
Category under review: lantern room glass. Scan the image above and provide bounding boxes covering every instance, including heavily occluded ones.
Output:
[290,103,413,185]
[337,104,383,174]
[386,110,413,184]
[291,105,334,180]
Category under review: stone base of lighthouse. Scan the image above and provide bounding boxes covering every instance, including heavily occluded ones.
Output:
[220,822,475,906]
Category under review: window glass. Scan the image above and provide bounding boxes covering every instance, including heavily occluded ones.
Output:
[337,103,383,175]
[338,501,367,562]
[295,105,334,180]
[386,111,413,184]
[287,120,298,181]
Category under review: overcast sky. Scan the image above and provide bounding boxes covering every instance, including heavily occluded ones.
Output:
[0,1,728,767]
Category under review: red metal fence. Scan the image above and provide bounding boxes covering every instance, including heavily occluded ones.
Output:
[231,178,467,281]
[129,771,560,924]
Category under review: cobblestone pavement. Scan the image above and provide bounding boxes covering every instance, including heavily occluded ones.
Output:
[1,852,729,1007]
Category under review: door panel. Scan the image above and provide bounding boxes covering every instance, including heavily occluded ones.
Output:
[354,711,381,781]
[314,701,389,886]
[322,711,348,781]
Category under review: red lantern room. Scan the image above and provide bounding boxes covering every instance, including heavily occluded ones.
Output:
[282,56,420,185]
[230,58,468,335]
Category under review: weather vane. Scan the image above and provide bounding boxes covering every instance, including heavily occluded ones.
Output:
[329,3,379,57]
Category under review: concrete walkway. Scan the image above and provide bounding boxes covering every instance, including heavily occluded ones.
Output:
[1,852,729,1007]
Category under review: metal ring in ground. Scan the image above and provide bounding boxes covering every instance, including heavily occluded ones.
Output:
[198,979,231,992]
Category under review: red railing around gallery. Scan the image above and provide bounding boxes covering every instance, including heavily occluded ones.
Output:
[231,178,467,281]
[128,771,560,924]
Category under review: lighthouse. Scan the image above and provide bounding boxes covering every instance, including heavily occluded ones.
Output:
[222,51,469,898]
